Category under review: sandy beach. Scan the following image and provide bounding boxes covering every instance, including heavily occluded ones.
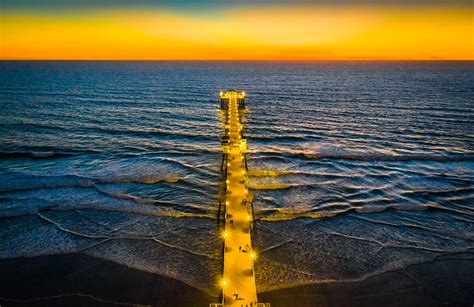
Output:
[0,252,472,306]
[0,253,216,306]
[259,252,474,307]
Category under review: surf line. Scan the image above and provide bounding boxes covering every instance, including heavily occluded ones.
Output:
[211,90,270,307]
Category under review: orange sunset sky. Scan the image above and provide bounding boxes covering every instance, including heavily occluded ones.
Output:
[0,1,473,60]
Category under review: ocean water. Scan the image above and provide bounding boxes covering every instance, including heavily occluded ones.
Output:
[0,61,473,295]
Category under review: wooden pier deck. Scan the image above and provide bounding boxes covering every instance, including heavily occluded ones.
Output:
[211,90,269,307]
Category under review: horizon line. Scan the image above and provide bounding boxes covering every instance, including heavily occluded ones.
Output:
[2,59,473,61]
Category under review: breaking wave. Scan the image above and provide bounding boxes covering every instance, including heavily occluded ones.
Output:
[247,169,291,177]
[255,203,474,222]
[248,183,293,190]
[0,151,77,160]
[0,174,183,193]
[301,152,474,163]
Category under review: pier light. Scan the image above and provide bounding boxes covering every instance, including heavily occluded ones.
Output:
[244,189,248,194]
[250,252,256,276]
[220,91,223,97]
[224,232,228,238]
[222,280,227,287]
[227,163,230,166]
[226,201,229,206]
[242,91,246,96]
[242,170,246,174]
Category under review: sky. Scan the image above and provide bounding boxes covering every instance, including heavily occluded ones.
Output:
[0,0,473,60]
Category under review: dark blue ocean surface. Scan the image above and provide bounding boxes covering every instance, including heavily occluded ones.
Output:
[0,61,473,294]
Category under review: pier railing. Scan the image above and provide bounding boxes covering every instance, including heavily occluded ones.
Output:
[210,303,271,307]
[211,90,270,307]
[209,303,271,307]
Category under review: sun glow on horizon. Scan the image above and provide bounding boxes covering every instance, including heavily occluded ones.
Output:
[1,4,473,60]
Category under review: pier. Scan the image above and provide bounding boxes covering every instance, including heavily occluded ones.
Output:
[211,90,269,307]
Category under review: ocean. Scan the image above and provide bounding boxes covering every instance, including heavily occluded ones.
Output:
[0,61,473,306]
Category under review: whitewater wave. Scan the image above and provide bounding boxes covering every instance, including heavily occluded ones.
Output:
[0,151,96,160]
[248,183,293,190]
[255,203,474,222]
[0,197,215,220]
[0,174,183,194]
[247,171,294,190]
[256,249,474,293]
[247,169,291,177]
[0,211,221,296]
[99,174,181,184]
[249,145,474,163]
[301,152,474,163]
[257,207,347,221]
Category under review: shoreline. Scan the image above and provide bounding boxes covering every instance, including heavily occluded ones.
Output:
[258,253,474,307]
[0,253,216,306]
[0,253,472,306]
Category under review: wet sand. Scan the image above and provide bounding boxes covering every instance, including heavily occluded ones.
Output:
[0,253,472,306]
[259,253,474,307]
[0,253,216,306]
